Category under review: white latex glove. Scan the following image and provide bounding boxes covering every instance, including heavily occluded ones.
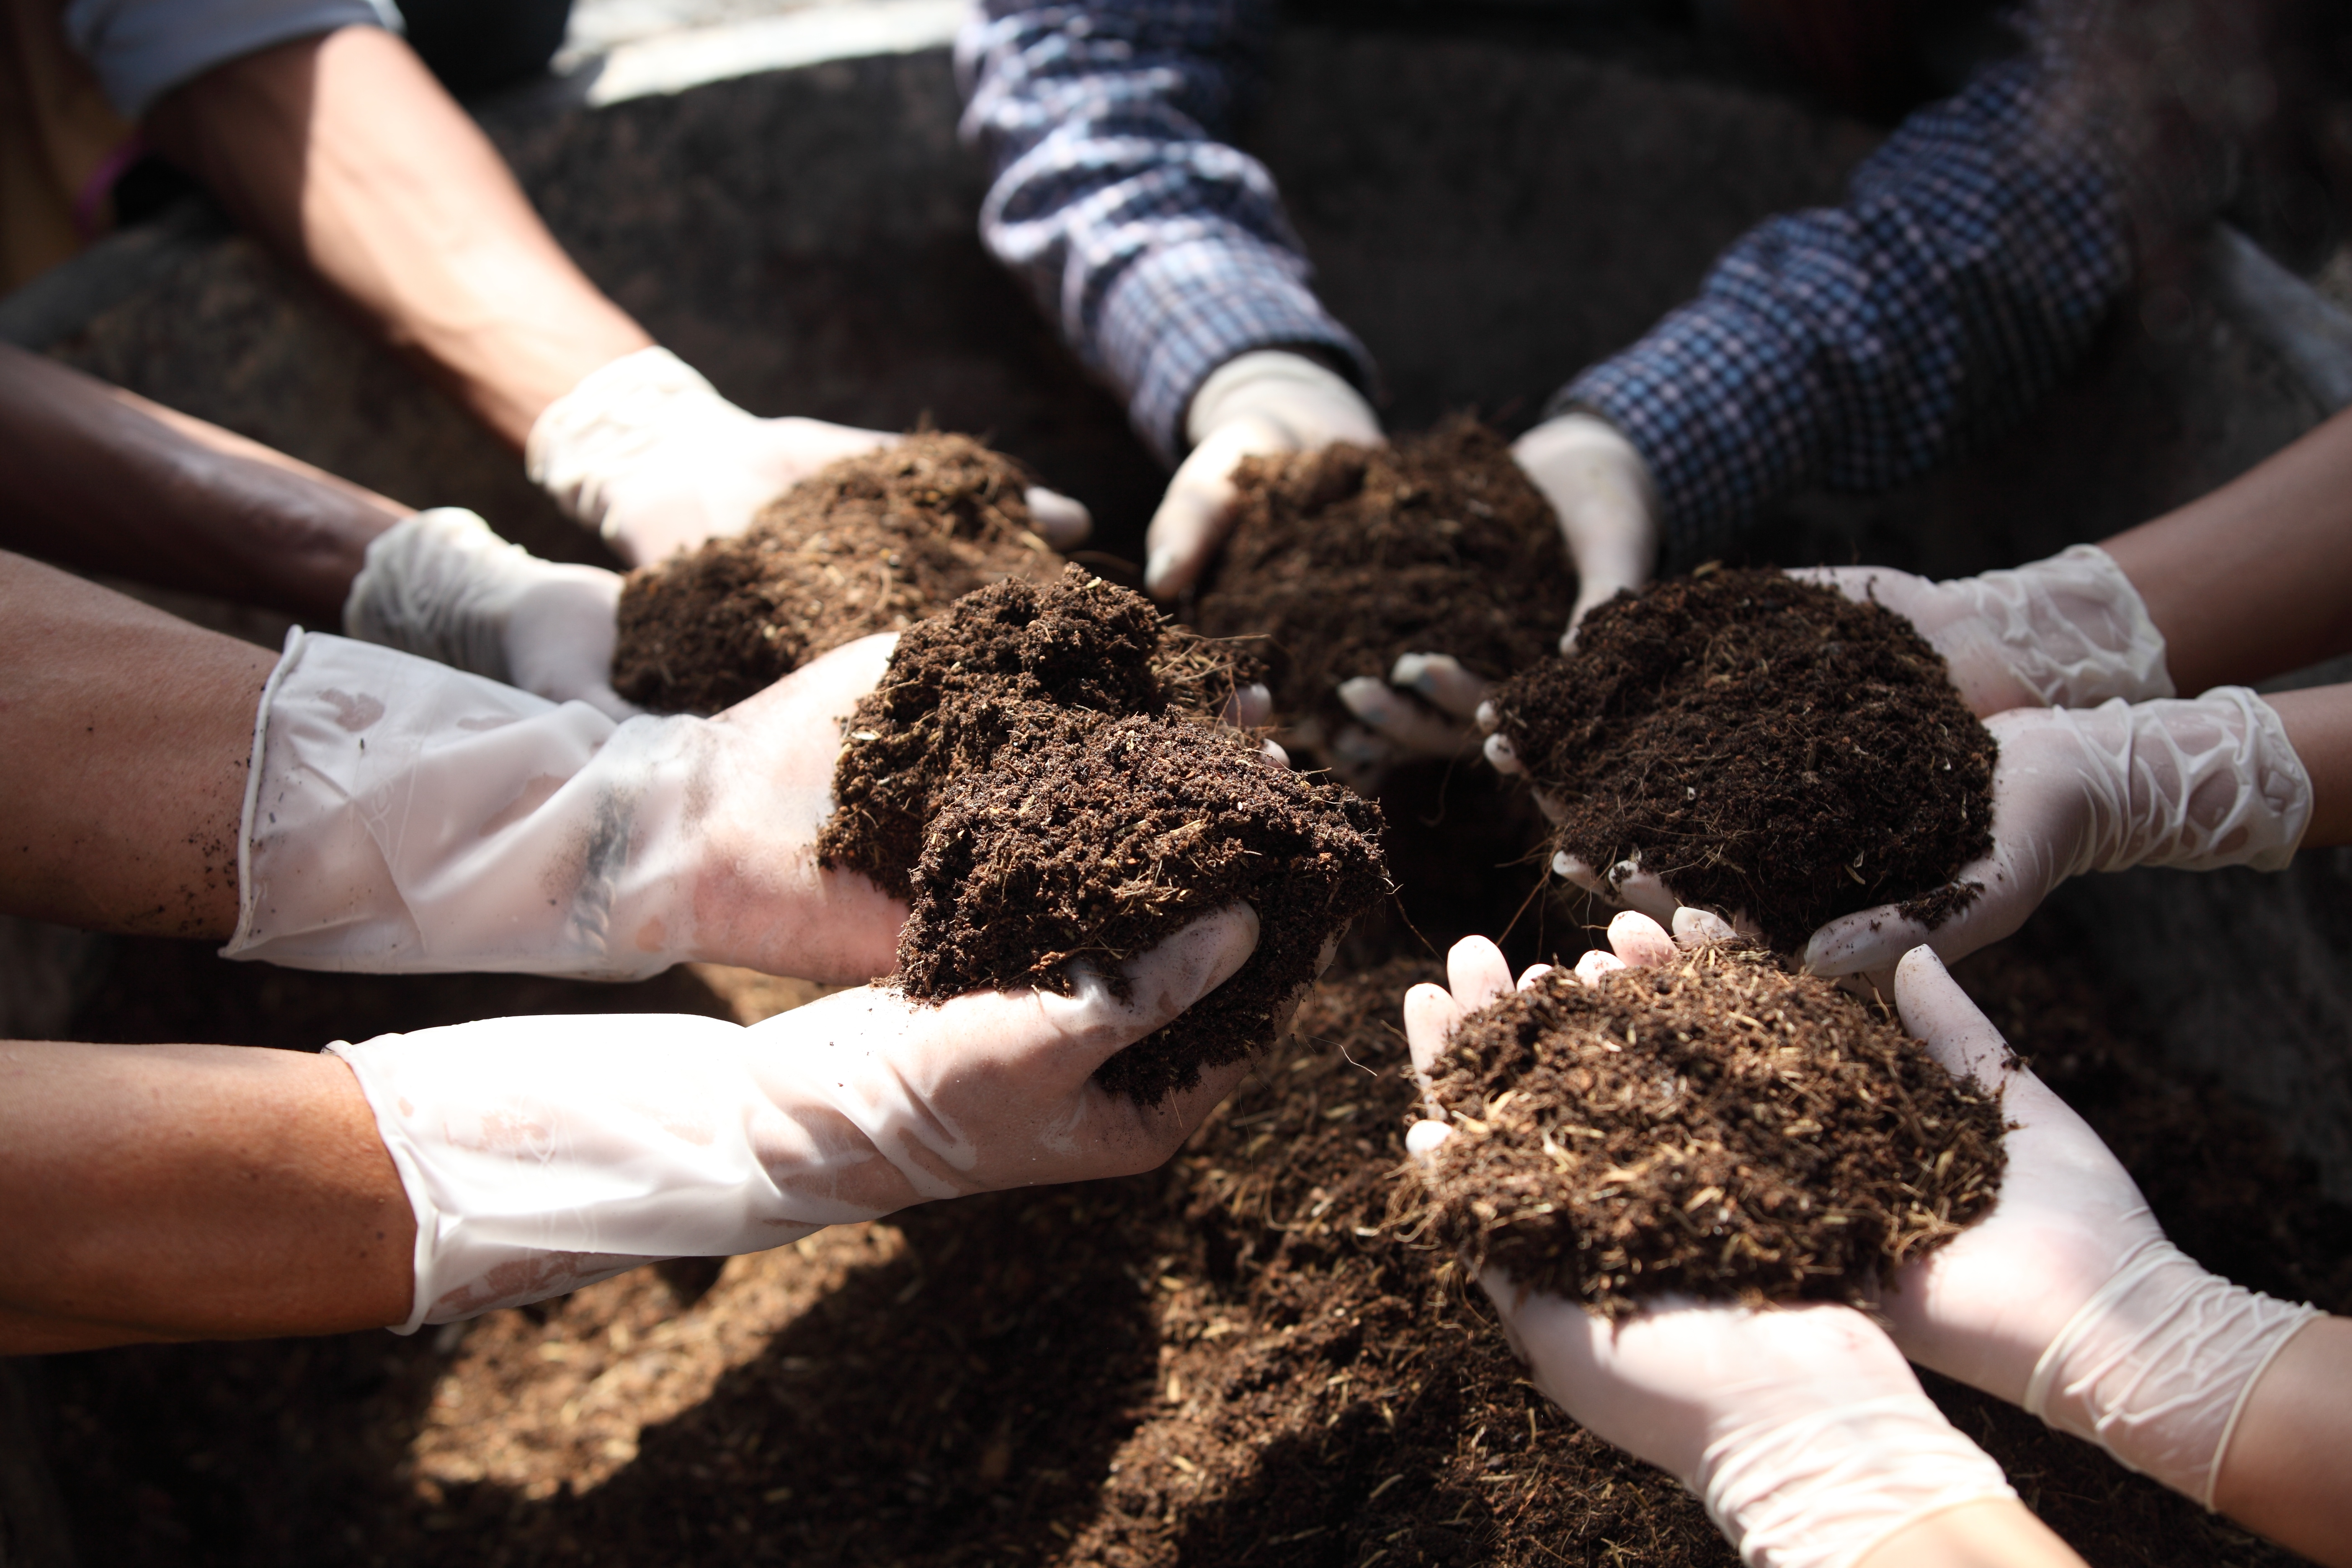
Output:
[1146,349,1381,598]
[1512,410,1659,650]
[1790,544,2174,718]
[526,347,1093,567]
[224,627,906,983]
[1805,688,2311,977]
[333,905,1258,1330]
[1878,946,2319,1507]
[1400,916,2015,1568]
[342,508,640,721]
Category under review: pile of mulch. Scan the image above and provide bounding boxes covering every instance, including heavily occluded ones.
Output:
[1192,419,1577,744]
[1418,943,2004,1316]
[820,566,1386,1102]
[1485,567,1998,950]
[41,917,2334,1567]
[609,434,1066,714]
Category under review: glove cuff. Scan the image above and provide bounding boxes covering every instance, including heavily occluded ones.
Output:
[526,346,737,536]
[329,1014,826,1331]
[225,629,705,977]
[1702,1393,2016,1568]
[1972,544,2175,708]
[2024,1237,2319,1506]
[1184,349,1380,452]
[2066,688,2313,875]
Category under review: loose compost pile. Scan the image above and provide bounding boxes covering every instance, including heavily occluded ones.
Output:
[1193,418,1576,741]
[820,566,1388,1101]
[1486,568,1999,950]
[1421,942,2004,1315]
[610,434,1065,714]
[1194,420,1573,960]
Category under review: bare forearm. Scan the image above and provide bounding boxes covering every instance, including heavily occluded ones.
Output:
[0,344,403,622]
[2213,1316,2352,1568]
[146,27,652,446]
[0,1041,412,1350]
[2102,407,2352,694]
[2268,684,2352,848]
[1852,1499,2088,1568]
[0,553,273,936]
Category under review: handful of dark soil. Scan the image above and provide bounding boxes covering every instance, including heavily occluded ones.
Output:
[822,567,1387,1102]
[611,433,1065,714]
[1486,568,1997,950]
[1193,419,1577,738]
[1421,943,2004,1317]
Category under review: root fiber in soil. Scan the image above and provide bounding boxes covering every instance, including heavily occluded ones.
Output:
[610,434,1065,714]
[44,917,2334,1568]
[897,709,1387,1101]
[1487,567,1997,950]
[820,566,1381,1101]
[1192,420,1576,739]
[1421,943,2004,1315]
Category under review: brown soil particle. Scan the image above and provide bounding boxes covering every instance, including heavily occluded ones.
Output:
[610,433,1065,714]
[1193,419,1576,737]
[1487,567,1997,950]
[897,709,1387,1102]
[1421,943,2005,1316]
[816,565,1264,901]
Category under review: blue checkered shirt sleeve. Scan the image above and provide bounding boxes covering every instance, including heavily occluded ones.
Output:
[957,0,1374,466]
[1558,56,2132,570]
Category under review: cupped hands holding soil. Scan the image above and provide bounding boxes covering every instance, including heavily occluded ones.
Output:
[1485,567,1997,950]
[1418,940,2004,1318]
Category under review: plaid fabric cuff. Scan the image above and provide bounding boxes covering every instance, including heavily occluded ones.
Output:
[1101,235,1373,464]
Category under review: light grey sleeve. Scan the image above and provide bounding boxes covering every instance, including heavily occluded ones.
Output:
[64,0,400,119]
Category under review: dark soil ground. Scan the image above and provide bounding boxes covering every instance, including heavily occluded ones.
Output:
[1192,420,1576,746]
[1487,568,1998,950]
[610,434,1066,714]
[1422,945,2004,1316]
[35,908,2343,1568]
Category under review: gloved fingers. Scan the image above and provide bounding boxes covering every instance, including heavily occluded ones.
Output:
[1800,846,2034,977]
[1785,564,1923,610]
[1516,962,1556,991]
[1671,907,1737,946]
[1145,415,1287,598]
[1037,903,1261,1071]
[1022,486,1093,549]
[1891,947,2108,1151]
[1325,720,1403,795]
[723,629,899,726]
[1602,910,1678,968]
[1574,949,1628,985]
[1390,653,1492,723]
[1336,678,1478,758]
[1224,682,1274,730]
[1554,856,1683,928]
[1446,935,1514,1014]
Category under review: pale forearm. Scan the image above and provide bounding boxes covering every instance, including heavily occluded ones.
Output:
[2213,1316,2352,1568]
[0,553,272,936]
[2101,406,2352,694]
[0,1040,413,1351]
[0,344,404,622]
[1852,1498,2088,1568]
[147,27,652,446]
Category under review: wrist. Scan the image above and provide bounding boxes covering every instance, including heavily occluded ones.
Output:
[1184,349,1380,452]
[1971,544,2175,708]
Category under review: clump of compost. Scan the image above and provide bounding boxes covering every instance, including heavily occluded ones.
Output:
[1486,568,1997,950]
[611,433,1065,713]
[821,567,1387,1102]
[1421,942,2004,1317]
[1193,418,1577,738]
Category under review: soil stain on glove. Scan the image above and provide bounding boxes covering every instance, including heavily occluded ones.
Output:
[611,434,1065,714]
[1488,568,1996,949]
[823,568,1387,1101]
[1420,943,2004,1318]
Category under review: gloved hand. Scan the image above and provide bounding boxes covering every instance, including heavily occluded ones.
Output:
[1514,410,1659,650]
[343,508,640,720]
[334,904,1259,1329]
[527,348,1094,567]
[225,628,907,983]
[1805,688,2312,977]
[1877,946,2319,1508]
[1790,544,2174,718]
[1400,915,2018,1568]
[1146,349,1381,599]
